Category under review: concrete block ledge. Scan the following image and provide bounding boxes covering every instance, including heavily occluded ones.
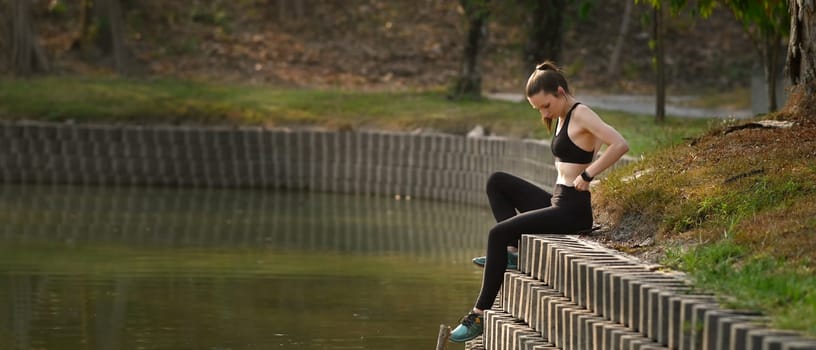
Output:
[3,122,628,206]
[471,234,816,350]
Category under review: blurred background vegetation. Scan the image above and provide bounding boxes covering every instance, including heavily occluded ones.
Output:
[2,0,759,97]
[1,0,769,155]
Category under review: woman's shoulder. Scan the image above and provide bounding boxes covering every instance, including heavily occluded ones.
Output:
[572,103,602,123]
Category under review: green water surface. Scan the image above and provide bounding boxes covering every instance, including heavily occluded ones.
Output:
[0,185,494,349]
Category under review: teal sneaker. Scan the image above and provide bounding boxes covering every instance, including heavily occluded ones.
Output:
[471,251,518,269]
[449,312,484,343]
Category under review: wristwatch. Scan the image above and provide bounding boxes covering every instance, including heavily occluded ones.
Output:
[581,170,594,182]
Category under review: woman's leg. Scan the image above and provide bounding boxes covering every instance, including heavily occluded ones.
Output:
[452,183,587,342]
[474,205,581,310]
[485,172,552,252]
[486,171,552,222]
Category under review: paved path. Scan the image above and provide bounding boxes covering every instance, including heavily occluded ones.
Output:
[487,92,753,119]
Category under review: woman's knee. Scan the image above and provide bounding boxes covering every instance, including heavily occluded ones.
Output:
[486,171,513,193]
[487,225,511,247]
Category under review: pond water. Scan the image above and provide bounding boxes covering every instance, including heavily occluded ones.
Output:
[0,184,495,350]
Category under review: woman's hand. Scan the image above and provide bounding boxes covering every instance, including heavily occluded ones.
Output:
[573,176,591,191]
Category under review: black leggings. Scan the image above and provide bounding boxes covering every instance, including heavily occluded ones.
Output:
[475,171,593,310]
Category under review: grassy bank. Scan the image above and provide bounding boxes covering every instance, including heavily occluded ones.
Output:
[0,76,714,156]
[595,115,816,335]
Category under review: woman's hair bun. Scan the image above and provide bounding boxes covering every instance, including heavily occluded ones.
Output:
[536,61,560,72]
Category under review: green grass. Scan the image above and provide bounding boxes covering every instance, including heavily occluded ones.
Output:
[664,241,816,334]
[0,76,713,156]
[664,176,803,235]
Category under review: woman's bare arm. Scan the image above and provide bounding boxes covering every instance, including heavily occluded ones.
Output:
[573,105,629,179]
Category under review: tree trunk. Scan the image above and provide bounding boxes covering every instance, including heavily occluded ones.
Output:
[450,0,490,99]
[654,5,666,123]
[85,0,129,74]
[10,0,32,76]
[73,0,94,54]
[523,0,566,76]
[104,0,129,75]
[764,33,782,112]
[10,0,48,76]
[607,0,633,79]
[787,0,816,98]
[745,17,786,114]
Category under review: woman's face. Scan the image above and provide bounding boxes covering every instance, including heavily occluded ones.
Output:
[527,91,562,123]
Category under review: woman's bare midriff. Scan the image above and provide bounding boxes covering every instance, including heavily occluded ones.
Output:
[554,161,589,187]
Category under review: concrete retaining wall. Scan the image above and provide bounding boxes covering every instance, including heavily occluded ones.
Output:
[465,235,816,350]
[0,121,634,205]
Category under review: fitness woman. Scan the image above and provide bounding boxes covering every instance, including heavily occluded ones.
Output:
[449,61,629,342]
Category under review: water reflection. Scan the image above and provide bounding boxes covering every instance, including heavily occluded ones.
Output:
[0,184,494,349]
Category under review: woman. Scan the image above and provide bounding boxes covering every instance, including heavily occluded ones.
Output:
[449,61,629,343]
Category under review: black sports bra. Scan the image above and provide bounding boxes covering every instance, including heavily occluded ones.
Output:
[551,102,594,164]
